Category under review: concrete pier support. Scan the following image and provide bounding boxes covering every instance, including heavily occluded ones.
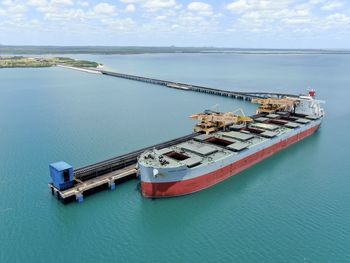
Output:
[109,181,116,191]
[76,192,84,203]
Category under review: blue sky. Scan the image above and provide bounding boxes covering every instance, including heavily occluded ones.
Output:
[0,0,349,48]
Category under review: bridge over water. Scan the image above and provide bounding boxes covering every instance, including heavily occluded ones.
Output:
[97,69,298,101]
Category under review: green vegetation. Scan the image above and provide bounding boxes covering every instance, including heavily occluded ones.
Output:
[52,57,99,67]
[0,56,100,68]
[0,56,52,68]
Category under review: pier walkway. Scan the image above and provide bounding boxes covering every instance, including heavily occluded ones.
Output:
[97,69,298,101]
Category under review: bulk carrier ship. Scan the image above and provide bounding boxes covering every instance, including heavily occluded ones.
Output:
[138,91,325,198]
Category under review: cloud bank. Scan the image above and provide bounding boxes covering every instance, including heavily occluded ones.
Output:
[0,0,349,47]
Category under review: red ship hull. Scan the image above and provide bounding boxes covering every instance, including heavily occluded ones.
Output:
[141,124,321,198]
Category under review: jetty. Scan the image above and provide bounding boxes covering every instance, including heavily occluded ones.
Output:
[49,133,198,203]
[97,69,298,100]
[49,67,300,204]
[57,65,102,74]
[60,66,298,100]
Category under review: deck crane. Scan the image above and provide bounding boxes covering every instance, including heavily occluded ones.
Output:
[190,108,253,135]
[251,97,299,114]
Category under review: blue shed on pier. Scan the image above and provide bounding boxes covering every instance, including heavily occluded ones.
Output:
[49,161,74,190]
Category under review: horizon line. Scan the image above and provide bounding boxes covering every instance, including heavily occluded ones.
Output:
[1,45,350,51]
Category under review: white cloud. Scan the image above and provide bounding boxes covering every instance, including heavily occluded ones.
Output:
[283,17,312,25]
[44,8,85,21]
[77,1,89,7]
[101,17,135,31]
[125,4,135,12]
[40,1,118,22]
[187,2,212,16]
[1,0,350,46]
[156,15,167,20]
[226,0,318,32]
[142,0,180,12]
[31,0,72,12]
[27,0,47,7]
[1,0,13,6]
[93,3,117,15]
[321,1,344,11]
[0,1,27,17]
[50,0,73,7]
[120,0,144,3]
[309,0,325,5]
[325,13,350,25]
[8,4,26,13]
[226,0,293,14]
[226,0,249,14]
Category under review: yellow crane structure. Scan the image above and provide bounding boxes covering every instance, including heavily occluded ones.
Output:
[251,97,299,114]
[190,109,253,135]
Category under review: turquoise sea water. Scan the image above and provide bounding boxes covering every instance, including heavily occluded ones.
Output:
[0,53,349,262]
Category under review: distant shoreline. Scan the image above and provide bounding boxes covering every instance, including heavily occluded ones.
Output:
[0,56,101,69]
[0,46,349,55]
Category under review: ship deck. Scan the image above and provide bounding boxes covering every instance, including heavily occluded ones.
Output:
[139,111,321,169]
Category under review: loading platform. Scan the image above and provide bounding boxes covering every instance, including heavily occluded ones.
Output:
[50,165,137,203]
[49,133,198,203]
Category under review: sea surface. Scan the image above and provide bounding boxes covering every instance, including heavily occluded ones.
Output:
[0,53,349,262]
